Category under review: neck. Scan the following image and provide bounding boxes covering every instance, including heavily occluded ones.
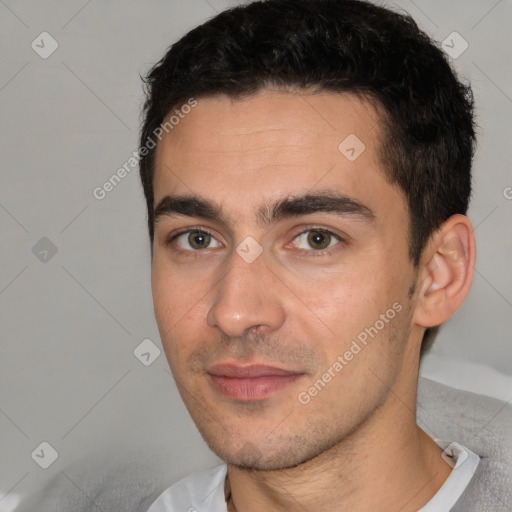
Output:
[226,376,452,512]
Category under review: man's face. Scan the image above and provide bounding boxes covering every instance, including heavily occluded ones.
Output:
[151,89,419,470]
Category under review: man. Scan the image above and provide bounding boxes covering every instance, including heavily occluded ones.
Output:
[137,0,506,510]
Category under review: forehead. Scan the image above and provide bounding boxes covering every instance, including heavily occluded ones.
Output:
[155,89,381,166]
[152,88,404,224]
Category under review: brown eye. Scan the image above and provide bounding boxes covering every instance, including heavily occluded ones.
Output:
[171,229,222,251]
[293,229,340,251]
[187,231,211,250]
[307,231,332,250]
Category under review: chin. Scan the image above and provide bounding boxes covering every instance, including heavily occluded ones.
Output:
[204,431,338,471]
[224,449,309,471]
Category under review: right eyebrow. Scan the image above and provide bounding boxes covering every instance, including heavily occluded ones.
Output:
[153,195,230,226]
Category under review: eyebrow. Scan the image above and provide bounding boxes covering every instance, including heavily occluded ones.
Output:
[153,191,375,227]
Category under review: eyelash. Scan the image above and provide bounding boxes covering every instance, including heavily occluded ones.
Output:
[165,226,213,246]
[286,227,344,257]
[165,226,345,258]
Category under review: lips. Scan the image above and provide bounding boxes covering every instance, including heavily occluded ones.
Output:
[207,363,304,400]
[208,364,299,378]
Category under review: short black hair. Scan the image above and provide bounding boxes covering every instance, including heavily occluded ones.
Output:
[139,0,476,266]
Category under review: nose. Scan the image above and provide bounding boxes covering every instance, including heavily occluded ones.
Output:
[206,247,286,338]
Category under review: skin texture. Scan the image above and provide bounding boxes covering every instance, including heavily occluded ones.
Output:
[150,88,476,511]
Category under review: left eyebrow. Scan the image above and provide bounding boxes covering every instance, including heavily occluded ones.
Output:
[153,190,375,228]
[257,191,375,225]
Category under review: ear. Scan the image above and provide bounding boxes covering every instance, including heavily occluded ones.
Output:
[413,214,476,328]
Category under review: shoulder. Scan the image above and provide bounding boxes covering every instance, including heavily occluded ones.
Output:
[417,376,512,450]
[418,377,512,509]
[147,464,228,512]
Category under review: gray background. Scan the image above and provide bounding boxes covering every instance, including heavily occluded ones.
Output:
[0,0,511,509]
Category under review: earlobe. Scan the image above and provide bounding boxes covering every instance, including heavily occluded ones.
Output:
[414,215,476,328]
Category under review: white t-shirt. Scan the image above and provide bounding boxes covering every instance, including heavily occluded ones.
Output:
[147,441,480,512]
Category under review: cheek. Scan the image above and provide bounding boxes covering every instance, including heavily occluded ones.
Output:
[151,261,208,360]
[152,253,208,320]
[290,263,387,332]
[297,287,411,412]
[291,261,407,371]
